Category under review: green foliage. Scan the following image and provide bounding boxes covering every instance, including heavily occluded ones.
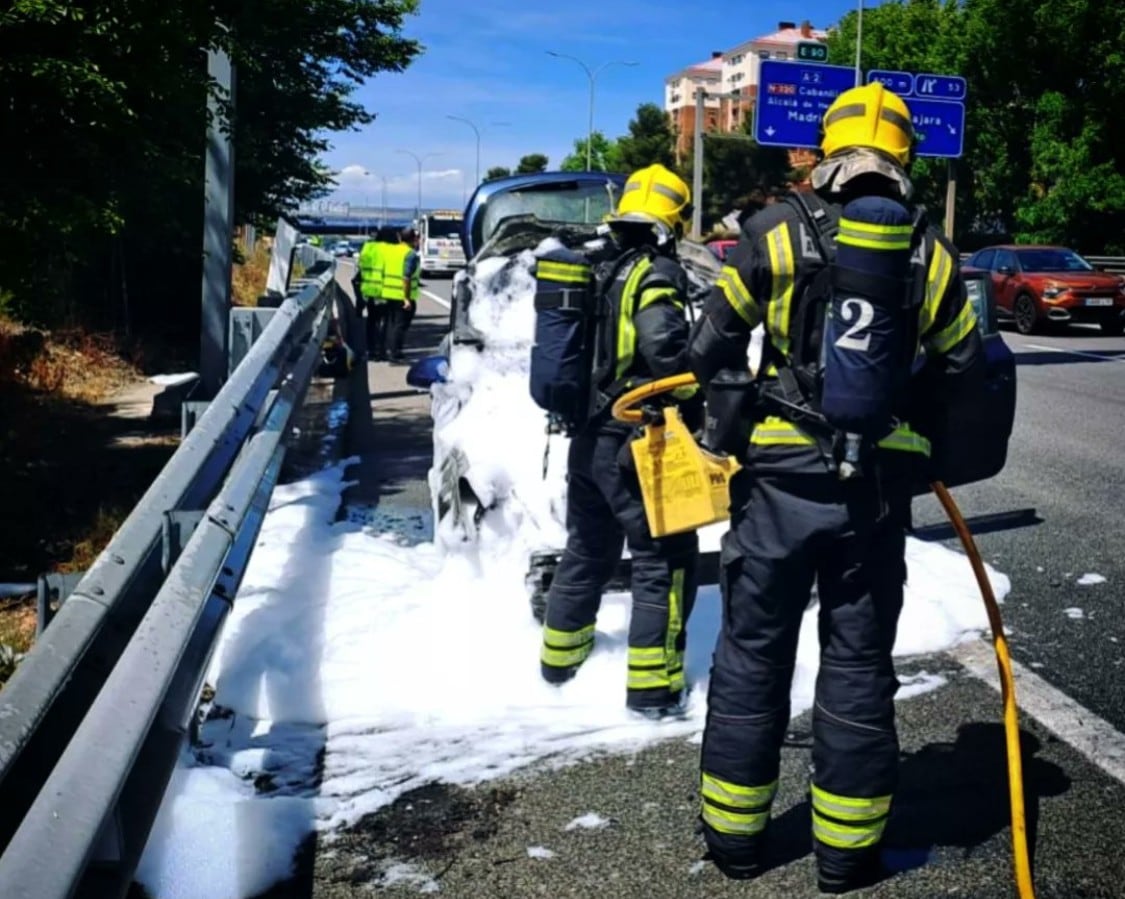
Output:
[824,0,1125,253]
[615,103,677,171]
[484,166,512,181]
[0,0,421,331]
[680,117,792,227]
[515,153,549,174]
[560,132,623,172]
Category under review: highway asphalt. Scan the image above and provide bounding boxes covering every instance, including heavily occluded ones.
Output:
[310,269,1125,898]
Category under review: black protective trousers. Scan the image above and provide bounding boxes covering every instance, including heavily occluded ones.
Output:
[385,300,415,360]
[541,427,699,711]
[699,464,910,878]
[365,299,388,359]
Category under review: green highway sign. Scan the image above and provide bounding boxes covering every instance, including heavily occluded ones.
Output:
[797,41,828,62]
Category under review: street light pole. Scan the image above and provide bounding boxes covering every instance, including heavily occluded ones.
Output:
[395,149,440,219]
[547,51,637,171]
[446,115,480,187]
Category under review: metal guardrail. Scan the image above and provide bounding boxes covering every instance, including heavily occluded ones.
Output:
[0,244,345,898]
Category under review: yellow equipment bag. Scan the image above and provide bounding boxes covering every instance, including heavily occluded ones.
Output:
[629,405,741,538]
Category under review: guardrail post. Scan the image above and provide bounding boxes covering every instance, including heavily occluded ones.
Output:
[35,573,86,637]
[228,308,278,377]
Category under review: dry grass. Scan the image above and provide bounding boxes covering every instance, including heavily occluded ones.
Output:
[0,315,137,403]
[0,598,36,687]
[60,505,131,574]
[232,240,272,307]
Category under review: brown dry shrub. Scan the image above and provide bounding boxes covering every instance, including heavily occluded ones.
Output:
[0,315,136,402]
[232,241,272,307]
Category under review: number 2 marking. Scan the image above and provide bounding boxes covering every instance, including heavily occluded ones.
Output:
[835,298,874,351]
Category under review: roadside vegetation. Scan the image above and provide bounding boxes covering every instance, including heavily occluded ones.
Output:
[0,1,422,682]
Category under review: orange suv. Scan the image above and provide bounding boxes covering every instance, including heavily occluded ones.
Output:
[963,245,1125,335]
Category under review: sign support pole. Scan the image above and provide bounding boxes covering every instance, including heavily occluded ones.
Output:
[944,158,956,239]
[692,88,704,240]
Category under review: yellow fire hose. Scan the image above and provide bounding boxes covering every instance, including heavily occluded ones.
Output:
[612,374,1035,899]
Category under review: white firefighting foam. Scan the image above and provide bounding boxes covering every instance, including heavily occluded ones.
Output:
[135,241,1009,899]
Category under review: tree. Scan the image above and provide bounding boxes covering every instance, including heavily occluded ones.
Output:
[822,0,1125,251]
[680,116,791,228]
[615,102,677,172]
[0,0,422,332]
[516,153,549,174]
[560,132,623,172]
[484,166,511,181]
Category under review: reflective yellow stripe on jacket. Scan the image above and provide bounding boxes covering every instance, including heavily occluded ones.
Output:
[614,257,653,380]
[765,222,796,357]
[749,416,932,455]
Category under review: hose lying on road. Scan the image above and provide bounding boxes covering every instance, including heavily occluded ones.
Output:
[611,374,1035,899]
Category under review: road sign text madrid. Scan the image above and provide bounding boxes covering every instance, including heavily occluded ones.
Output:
[753,60,967,158]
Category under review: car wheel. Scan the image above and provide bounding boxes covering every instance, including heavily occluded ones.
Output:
[1013,293,1040,335]
[1101,317,1125,336]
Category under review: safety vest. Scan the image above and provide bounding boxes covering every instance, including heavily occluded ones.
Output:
[357,240,385,299]
[380,244,419,302]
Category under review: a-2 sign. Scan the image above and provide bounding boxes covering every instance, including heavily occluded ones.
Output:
[754,60,858,150]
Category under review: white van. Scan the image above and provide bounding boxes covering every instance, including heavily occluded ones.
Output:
[418,210,466,275]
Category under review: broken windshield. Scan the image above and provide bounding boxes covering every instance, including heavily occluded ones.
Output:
[481,181,618,245]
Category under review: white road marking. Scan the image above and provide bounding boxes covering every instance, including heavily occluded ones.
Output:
[1024,343,1125,363]
[952,637,1125,784]
[421,288,450,309]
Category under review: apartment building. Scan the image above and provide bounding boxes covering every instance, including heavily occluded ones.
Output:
[664,20,828,166]
[664,52,723,160]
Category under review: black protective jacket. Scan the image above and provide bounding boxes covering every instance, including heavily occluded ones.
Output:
[687,188,984,473]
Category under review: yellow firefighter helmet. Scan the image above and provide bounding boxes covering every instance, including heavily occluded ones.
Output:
[611,164,692,230]
[820,82,914,167]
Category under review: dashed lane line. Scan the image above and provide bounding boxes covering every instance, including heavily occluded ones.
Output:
[952,637,1125,784]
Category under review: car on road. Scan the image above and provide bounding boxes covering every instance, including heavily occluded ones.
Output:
[330,240,354,258]
[963,244,1125,335]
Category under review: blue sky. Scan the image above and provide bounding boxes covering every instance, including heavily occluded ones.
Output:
[324,0,876,210]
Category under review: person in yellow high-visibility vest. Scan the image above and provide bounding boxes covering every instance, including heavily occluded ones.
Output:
[356,226,397,360]
[381,227,421,364]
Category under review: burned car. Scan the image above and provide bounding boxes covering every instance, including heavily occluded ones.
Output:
[409,172,721,551]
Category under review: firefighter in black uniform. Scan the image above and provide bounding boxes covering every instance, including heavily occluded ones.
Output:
[687,83,986,892]
[539,164,703,719]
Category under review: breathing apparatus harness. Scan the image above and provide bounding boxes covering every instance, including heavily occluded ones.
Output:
[706,189,929,484]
